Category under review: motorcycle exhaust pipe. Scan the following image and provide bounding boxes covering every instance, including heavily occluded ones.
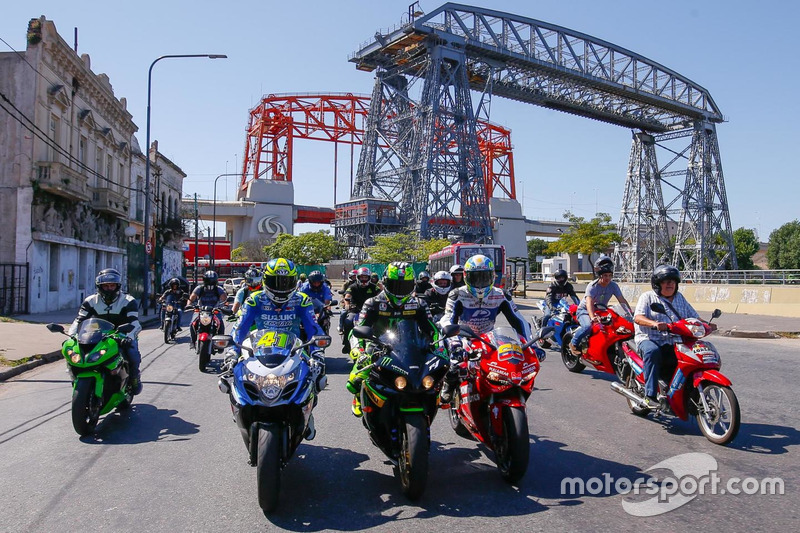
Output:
[610,381,647,408]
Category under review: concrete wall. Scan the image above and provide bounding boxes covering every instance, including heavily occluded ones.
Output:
[618,283,800,318]
[490,197,527,259]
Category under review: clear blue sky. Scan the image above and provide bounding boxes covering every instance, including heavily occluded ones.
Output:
[2,0,797,241]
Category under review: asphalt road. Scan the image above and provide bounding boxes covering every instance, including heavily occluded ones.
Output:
[0,313,796,532]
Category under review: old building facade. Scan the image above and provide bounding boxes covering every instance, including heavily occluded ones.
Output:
[0,17,137,313]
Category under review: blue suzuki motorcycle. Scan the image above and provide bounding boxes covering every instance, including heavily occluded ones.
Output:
[215,328,331,515]
[534,297,575,350]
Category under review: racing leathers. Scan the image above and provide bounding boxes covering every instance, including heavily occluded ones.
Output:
[346,291,442,400]
[339,282,380,353]
[420,287,448,319]
[69,292,143,386]
[230,290,326,389]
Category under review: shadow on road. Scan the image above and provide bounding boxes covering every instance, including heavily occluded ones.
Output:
[81,403,200,445]
[727,422,800,454]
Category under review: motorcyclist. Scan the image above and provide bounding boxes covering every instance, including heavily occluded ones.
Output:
[370,272,383,291]
[341,269,358,293]
[633,265,712,409]
[414,270,432,295]
[69,268,143,395]
[339,267,380,353]
[438,254,533,403]
[568,256,632,357]
[539,269,579,328]
[158,278,186,332]
[336,269,359,336]
[187,270,228,350]
[421,270,452,318]
[296,272,307,290]
[346,261,441,417]
[450,264,465,289]
[226,258,326,439]
[299,270,333,333]
[231,268,262,316]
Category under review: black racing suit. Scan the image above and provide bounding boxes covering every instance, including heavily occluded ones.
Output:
[541,281,579,326]
[339,282,380,352]
[421,288,448,319]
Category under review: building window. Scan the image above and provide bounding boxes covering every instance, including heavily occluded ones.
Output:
[49,115,60,162]
[119,162,125,190]
[79,136,87,167]
[49,244,60,291]
[136,176,144,221]
[107,156,114,190]
[95,149,103,187]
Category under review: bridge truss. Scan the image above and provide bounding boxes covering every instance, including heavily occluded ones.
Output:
[345,2,736,274]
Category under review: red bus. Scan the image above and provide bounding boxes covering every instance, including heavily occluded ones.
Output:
[427,243,506,286]
[185,260,268,286]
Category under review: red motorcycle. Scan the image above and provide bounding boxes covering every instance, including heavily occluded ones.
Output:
[613,305,740,445]
[445,324,551,484]
[189,304,230,371]
[561,304,633,380]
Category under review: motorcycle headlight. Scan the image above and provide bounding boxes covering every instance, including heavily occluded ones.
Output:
[486,371,512,386]
[200,314,212,326]
[422,375,435,390]
[246,372,296,399]
[394,376,408,390]
[166,304,174,312]
[521,370,538,383]
[70,352,81,364]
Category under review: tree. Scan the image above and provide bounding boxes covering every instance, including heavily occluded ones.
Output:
[767,220,800,269]
[265,230,343,264]
[732,227,759,270]
[545,211,620,256]
[527,238,548,272]
[364,233,450,263]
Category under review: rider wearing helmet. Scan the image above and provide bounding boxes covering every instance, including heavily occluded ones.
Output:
[342,269,358,293]
[421,270,452,318]
[158,277,186,331]
[438,255,532,403]
[299,270,332,307]
[231,268,262,316]
[540,268,579,328]
[568,256,632,357]
[187,270,228,350]
[340,267,380,353]
[69,268,143,395]
[346,261,441,417]
[449,264,465,289]
[296,272,307,290]
[370,272,383,290]
[633,265,709,409]
[414,270,432,295]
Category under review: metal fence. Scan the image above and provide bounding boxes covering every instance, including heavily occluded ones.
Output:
[0,263,29,316]
[615,269,800,284]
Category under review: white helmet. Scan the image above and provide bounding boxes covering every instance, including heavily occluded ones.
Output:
[432,271,452,295]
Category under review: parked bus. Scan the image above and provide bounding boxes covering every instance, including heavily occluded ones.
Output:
[427,243,506,286]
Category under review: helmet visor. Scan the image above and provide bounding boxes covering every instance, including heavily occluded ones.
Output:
[384,278,414,298]
[265,274,296,294]
[466,270,494,289]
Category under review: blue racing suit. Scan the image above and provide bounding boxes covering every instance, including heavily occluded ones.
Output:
[298,281,332,310]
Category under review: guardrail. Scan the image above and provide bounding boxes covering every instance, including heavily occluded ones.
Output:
[615,270,800,285]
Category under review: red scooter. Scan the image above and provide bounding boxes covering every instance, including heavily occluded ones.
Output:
[612,304,740,445]
[445,325,552,484]
[561,304,633,380]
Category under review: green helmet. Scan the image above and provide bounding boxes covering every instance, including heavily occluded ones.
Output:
[383,261,415,305]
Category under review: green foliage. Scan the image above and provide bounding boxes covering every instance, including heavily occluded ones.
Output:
[230,238,270,262]
[732,227,760,270]
[364,233,450,263]
[767,220,800,269]
[545,212,620,256]
[265,231,343,265]
[527,238,548,272]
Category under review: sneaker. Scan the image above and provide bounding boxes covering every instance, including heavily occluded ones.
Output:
[643,396,659,409]
[569,343,582,356]
[351,396,362,418]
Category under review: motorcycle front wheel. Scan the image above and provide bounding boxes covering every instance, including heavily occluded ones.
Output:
[257,425,282,514]
[495,406,530,484]
[163,319,172,344]
[398,413,429,500]
[72,378,101,436]
[696,384,740,445]
[560,331,585,373]
[198,341,211,371]
[448,393,474,440]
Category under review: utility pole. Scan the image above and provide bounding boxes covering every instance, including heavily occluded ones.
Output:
[194,193,199,287]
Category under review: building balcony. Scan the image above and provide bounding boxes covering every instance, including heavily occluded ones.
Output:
[34,161,91,202]
[91,186,129,218]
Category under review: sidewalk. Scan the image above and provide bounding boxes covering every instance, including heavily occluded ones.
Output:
[0,309,161,381]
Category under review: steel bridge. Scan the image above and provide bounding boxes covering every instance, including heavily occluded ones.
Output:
[338,2,735,276]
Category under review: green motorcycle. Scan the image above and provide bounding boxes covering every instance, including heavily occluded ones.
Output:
[47,319,137,436]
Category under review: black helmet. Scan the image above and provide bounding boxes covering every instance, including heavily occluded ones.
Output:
[169,277,180,289]
[202,270,219,287]
[593,256,614,277]
[651,264,681,295]
[418,270,430,281]
[308,270,324,285]
[244,268,262,289]
[554,269,568,285]
[96,268,122,304]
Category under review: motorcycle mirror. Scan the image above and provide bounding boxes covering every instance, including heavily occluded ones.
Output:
[352,326,375,340]
[711,309,722,319]
[312,335,332,348]
[46,323,65,334]
[441,324,460,338]
[458,324,478,339]
[219,307,233,316]
[650,302,667,315]
[117,323,136,335]
[212,335,233,350]
[217,377,231,394]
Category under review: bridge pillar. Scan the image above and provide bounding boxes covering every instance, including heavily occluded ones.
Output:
[490,198,527,260]
[230,179,294,244]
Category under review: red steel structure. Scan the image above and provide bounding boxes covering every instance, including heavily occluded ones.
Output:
[241,93,516,207]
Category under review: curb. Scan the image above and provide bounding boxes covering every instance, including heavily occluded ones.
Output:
[0,316,162,382]
[724,330,780,339]
[0,350,62,381]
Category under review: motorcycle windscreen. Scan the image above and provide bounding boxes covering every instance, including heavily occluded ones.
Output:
[486,326,525,362]
[378,320,430,374]
[248,329,299,367]
[76,318,115,344]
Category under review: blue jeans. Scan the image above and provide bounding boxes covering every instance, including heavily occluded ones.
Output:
[125,338,142,378]
[570,310,593,347]
[638,340,675,398]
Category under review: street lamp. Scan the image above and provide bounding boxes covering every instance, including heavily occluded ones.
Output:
[210,172,242,269]
[142,53,227,314]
